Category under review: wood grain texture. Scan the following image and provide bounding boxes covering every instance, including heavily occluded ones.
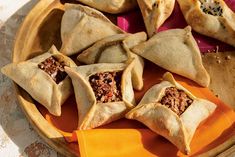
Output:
[197,135,235,157]
[13,0,235,156]
[202,51,235,110]
[217,145,235,157]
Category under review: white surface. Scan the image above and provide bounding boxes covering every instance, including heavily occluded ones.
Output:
[0,0,30,22]
[0,0,63,156]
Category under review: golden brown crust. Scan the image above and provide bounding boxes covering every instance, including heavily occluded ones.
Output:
[132,26,210,87]
[1,46,76,116]
[60,4,124,56]
[65,60,136,130]
[177,0,235,47]
[77,32,147,91]
[137,0,175,37]
[65,3,112,22]
[76,0,138,14]
[126,72,217,154]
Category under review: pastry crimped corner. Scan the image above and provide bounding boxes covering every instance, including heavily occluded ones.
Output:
[77,32,147,91]
[137,0,175,37]
[177,0,235,47]
[60,3,124,56]
[65,59,136,130]
[131,26,210,87]
[126,72,217,154]
[75,0,138,14]
[1,45,76,116]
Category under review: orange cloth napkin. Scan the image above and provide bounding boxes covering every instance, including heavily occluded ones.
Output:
[38,62,235,157]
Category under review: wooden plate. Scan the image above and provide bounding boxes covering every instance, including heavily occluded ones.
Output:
[13,0,77,156]
[13,0,235,157]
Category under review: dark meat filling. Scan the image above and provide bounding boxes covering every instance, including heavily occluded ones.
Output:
[200,0,223,16]
[89,72,122,103]
[159,87,193,115]
[38,56,67,84]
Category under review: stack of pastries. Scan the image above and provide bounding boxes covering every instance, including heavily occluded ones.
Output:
[2,0,234,154]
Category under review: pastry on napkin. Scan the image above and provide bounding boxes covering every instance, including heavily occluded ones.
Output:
[65,60,136,130]
[39,66,235,157]
[126,72,216,154]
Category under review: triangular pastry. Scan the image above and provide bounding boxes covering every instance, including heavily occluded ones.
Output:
[60,4,124,56]
[76,0,138,14]
[132,26,210,87]
[137,0,175,37]
[77,32,147,90]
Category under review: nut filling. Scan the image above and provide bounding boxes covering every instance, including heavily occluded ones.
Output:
[38,56,67,84]
[159,87,193,115]
[200,0,223,16]
[89,72,122,103]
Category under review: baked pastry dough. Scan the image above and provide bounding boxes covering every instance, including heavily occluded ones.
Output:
[75,0,138,14]
[77,32,147,90]
[65,60,136,130]
[60,4,124,56]
[177,0,235,47]
[132,26,210,87]
[126,72,216,154]
[137,0,175,37]
[1,46,76,116]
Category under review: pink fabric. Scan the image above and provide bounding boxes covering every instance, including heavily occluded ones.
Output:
[117,1,235,53]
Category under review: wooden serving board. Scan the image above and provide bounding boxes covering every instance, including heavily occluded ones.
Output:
[13,0,235,156]
[202,51,235,110]
[13,1,78,156]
